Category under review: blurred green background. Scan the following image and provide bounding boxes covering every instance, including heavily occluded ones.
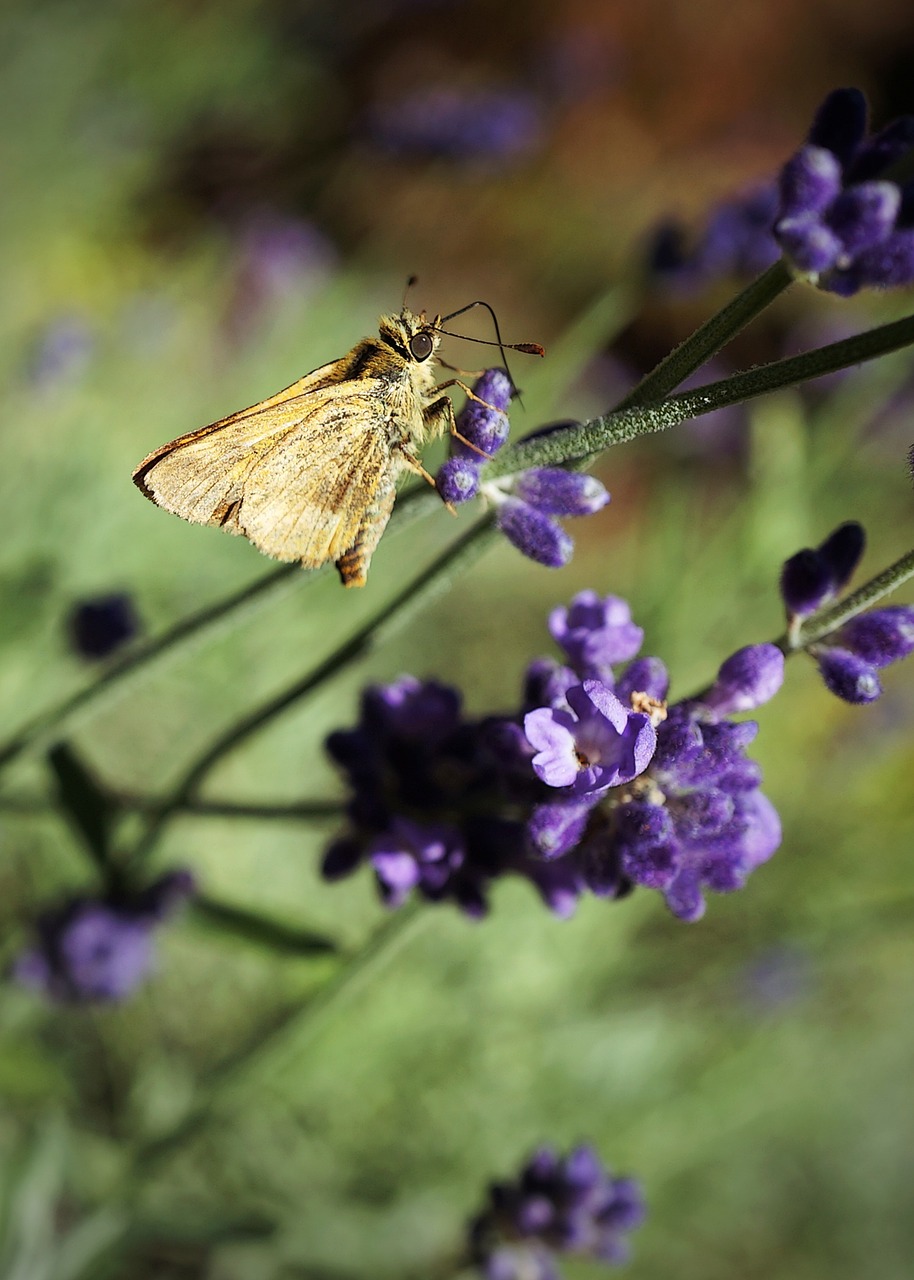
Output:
[1,0,914,1276]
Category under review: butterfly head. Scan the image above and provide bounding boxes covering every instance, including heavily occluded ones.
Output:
[378,309,441,365]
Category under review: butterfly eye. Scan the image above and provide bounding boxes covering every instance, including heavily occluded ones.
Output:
[409,331,434,361]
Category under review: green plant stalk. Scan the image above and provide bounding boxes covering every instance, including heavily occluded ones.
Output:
[0,486,442,777]
[614,259,794,409]
[127,515,498,864]
[130,902,427,1177]
[190,895,338,955]
[0,794,345,820]
[489,307,914,477]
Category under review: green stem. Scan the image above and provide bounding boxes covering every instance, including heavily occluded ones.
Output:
[489,307,914,477]
[0,487,442,778]
[190,894,338,956]
[614,259,794,409]
[0,793,344,821]
[131,902,427,1175]
[128,516,498,864]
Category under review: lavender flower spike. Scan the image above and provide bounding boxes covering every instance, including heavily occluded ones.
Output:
[12,872,194,1003]
[524,679,656,797]
[774,88,914,294]
[468,1145,645,1278]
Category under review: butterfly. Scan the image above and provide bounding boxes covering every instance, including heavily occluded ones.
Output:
[133,305,542,587]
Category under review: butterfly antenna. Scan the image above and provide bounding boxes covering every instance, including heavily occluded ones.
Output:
[402,275,419,310]
[433,300,544,406]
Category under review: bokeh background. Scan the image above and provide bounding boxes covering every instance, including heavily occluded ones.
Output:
[1,0,914,1276]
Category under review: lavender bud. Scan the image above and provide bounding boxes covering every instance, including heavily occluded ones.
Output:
[454,368,513,458]
[68,593,140,660]
[511,467,610,516]
[778,146,843,220]
[815,646,882,703]
[496,499,573,568]
[837,606,914,668]
[808,88,867,162]
[704,644,785,714]
[437,456,481,505]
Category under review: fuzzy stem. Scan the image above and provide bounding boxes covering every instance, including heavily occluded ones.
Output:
[488,307,914,477]
[615,259,794,409]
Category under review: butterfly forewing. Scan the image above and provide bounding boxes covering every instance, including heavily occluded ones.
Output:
[134,374,398,567]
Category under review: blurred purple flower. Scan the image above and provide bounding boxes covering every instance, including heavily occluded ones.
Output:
[774,88,914,294]
[468,1145,645,1277]
[225,210,336,341]
[25,315,94,392]
[647,182,780,293]
[68,593,140,661]
[13,872,194,1003]
[368,85,543,164]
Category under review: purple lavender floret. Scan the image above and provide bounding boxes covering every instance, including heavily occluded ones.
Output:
[780,523,914,704]
[322,676,585,917]
[774,88,914,294]
[435,371,610,569]
[647,182,780,292]
[524,680,655,798]
[468,1145,645,1278]
[325,591,782,923]
[523,591,781,920]
[12,872,194,1003]
[780,521,865,618]
[549,592,643,682]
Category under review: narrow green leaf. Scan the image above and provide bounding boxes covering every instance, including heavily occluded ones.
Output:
[46,743,114,872]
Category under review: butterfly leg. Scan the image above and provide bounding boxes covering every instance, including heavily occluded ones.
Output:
[335,482,396,588]
[423,394,494,462]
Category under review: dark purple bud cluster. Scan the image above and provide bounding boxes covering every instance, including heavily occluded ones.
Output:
[780,523,914,703]
[367,86,543,164]
[647,182,781,292]
[68,593,140,661]
[12,871,194,1003]
[324,592,783,923]
[468,1145,645,1279]
[774,88,914,295]
[437,371,610,569]
[323,675,582,918]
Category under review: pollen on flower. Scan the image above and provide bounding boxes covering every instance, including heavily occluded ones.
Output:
[630,691,668,725]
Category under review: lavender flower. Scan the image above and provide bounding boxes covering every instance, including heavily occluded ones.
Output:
[779,523,914,704]
[323,675,582,918]
[367,86,543,164]
[774,88,914,294]
[647,182,780,293]
[12,871,194,1003]
[68,593,140,661]
[436,371,610,569]
[325,587,785,923]
[468,1145,645,1278]
[524,680,655,798]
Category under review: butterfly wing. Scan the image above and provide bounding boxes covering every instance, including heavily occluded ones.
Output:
[133,374,398,570]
